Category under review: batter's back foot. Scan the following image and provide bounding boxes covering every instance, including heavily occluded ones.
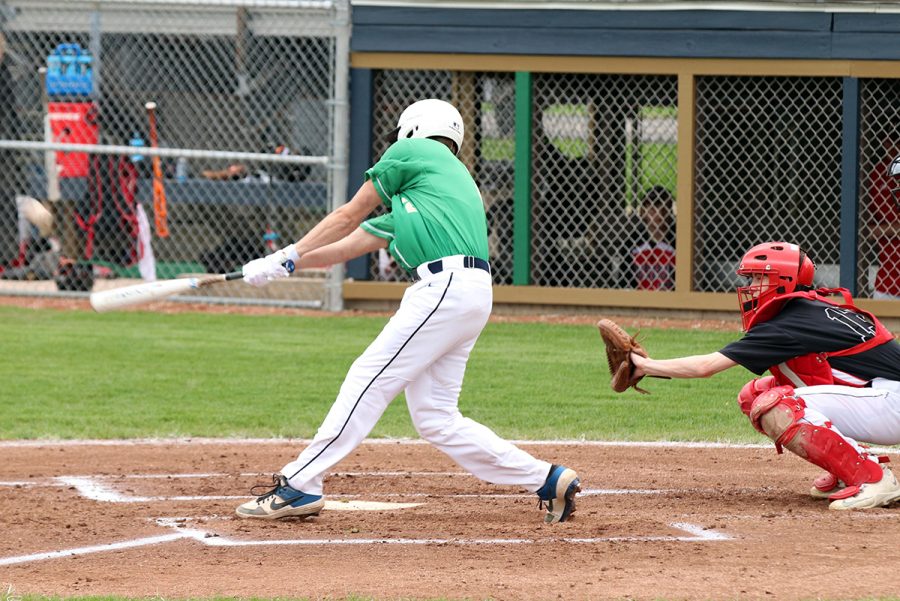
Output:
[236,474,325,519]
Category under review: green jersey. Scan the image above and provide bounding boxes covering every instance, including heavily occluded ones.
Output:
[361,138,489,272]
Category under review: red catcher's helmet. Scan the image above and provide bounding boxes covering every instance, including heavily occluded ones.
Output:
[736,242,816,330]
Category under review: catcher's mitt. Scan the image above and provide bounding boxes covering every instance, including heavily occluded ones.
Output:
[597,318,649,394]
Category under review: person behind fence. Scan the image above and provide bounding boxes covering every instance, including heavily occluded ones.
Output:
[234,98,581,524]
[630,241,900,510]
[626,185,675,290]
[865,140,900,299]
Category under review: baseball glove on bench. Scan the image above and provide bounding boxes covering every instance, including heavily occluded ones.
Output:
[597,318,650,394]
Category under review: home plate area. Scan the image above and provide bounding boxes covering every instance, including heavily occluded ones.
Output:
[2,440,900,600]
[0,470,730,567]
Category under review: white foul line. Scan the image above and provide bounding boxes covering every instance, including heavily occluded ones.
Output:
[0,532,190,567]
[51,476,422,508]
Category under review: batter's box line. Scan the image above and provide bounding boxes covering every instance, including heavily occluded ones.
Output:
[1,477,686,504]
[0,520,731,567]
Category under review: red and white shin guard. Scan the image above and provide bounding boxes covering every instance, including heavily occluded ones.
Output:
[747,385,885,497]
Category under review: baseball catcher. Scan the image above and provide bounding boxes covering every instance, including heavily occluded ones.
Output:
[627,238,900,511]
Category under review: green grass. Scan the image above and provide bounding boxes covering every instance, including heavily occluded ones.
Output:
[0,306,762,442]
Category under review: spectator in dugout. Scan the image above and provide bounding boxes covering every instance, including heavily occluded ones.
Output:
[625,185,675,290]
[865,139,900,299]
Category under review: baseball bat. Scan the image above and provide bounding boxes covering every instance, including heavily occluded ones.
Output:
[90,271,242,312]
[145,101,169,237]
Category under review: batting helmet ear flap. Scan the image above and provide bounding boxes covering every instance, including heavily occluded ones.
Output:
[385,126,400,145]
[798,252,816,287]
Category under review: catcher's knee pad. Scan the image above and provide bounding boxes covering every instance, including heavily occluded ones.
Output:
[737,376,778,418]
[748,385,804,446]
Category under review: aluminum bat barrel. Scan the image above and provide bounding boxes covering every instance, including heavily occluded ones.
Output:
[89,272,242,312]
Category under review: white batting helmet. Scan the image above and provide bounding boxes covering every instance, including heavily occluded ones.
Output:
[390,99,464,155]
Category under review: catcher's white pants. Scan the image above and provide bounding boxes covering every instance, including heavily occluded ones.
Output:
[281,265,552,496]
[795,379,900,452]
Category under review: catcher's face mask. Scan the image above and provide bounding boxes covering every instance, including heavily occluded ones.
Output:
[736,242,815,330]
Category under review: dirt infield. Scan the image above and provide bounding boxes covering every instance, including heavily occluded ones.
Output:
[2,440,899,600]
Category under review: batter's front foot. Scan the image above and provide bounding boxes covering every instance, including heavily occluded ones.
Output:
[536,464,581,524]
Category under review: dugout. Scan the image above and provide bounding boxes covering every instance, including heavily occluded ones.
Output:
[343,1,900,319]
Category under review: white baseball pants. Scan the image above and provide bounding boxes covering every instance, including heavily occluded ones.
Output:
[795,378,900,452]
[281,265,552,496]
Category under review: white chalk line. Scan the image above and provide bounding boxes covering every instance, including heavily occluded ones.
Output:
[0,532,188,567]
[0,475,688,503]
[49,477,423,509]
[0,520,731,567]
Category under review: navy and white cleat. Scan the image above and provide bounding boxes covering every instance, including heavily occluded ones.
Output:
[236,474,325,519]
[536,464,581,524]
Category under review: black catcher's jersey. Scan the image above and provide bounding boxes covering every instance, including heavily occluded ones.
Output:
[720,298,900,381]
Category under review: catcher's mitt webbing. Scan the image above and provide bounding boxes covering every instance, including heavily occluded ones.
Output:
[597,318,649,394]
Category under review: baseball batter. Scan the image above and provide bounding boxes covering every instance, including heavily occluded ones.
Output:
[631,240,900,510]
[236,99,580,523]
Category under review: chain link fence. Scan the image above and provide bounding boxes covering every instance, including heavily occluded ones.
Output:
[0,0,348,308]
[367,68,900,295]
[2,8,898,306]
[530,73,678,289]
[857,78,900,299]
[693,75,844,293]
[369,69,679,289]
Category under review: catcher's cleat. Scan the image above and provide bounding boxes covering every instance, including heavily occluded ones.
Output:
[536,464,581,524]
[828,464,900,510]
[809,471,845,499]
[235,474,325,519]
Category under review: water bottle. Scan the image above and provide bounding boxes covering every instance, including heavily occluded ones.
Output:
[175,157,188,182]
[129,132,145,163]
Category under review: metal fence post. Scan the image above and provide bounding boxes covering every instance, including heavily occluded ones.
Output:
[840,76,860,295]
[326,0,350,312]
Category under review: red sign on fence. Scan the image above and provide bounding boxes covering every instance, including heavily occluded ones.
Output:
[48,101,98,178]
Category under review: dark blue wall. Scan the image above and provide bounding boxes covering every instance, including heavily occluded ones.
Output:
[352,7,900,60]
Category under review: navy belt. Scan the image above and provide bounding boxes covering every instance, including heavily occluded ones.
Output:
[414,255,491,280]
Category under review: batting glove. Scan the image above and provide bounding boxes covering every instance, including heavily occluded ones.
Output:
[242,245,299,287]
